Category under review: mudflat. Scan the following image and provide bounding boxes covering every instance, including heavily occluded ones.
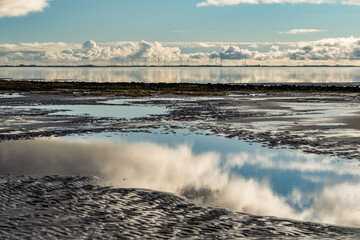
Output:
[1,83,360,238]
[1,88,359,160]
[1,175,360,239]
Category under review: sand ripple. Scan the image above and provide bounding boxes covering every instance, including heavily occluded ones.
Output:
[0,175,359,239]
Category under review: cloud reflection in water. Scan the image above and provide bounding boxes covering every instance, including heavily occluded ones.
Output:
[2,67,360,83]
[0,138,359,227]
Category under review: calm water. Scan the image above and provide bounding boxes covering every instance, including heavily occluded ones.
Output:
[1,129,360,227]
[1,67,360,83]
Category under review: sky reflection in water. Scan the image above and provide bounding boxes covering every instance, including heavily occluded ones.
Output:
[1,131,360,227]
[1,67,360,83]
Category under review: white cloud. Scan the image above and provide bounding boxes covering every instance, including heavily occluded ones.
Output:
[0,40,182,65]
[172,30,192,33]
[279,29,328,35]
[270,45,280,51]
[1,37,360,65]
[197,0,360,6]
[213,45,255,59]
[198,42,217,48]
[0,0,49,18]
[248,44,259,48]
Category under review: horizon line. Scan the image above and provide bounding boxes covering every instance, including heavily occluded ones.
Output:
[0,64,359,68]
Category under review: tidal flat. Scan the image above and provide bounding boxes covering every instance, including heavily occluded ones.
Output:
[1,82,360,239]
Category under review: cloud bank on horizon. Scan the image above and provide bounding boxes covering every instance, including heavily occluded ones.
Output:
[0,0,49,18]
[1,37,360,66]
[279,29,328,35]
[197,0,360,6]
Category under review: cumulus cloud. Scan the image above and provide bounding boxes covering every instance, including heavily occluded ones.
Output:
[285,37,360,61]
[1,37,360,65]
[197,0,360,6]
[279,29,328,35]
[0,40,182,65]
[270,45,280,51]
[216,37,360,63]
[0,0,49,18]
[216,45,255,59]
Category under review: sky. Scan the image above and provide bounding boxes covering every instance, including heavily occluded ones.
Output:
[0,0,360,65]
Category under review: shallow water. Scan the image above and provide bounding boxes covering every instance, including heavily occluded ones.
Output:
[0,92,24,98]
[1,66,360,83]
[1,130,360,227]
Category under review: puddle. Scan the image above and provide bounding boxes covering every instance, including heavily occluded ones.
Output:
[251,121,289,129]
[287,102,356,115]
[100,97,226,106]
[1,130,360,227]
[0,93,24,98]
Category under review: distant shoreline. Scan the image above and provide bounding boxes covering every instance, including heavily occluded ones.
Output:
[0,65,359,68]
[1,80,360,96]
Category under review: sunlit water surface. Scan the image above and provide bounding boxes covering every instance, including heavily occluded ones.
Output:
[1,67,360,83]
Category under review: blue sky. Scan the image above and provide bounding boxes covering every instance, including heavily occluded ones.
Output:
[1,0,360,65]
[1,0,359,43]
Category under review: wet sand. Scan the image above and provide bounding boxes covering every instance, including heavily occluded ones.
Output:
[1,91,360,160]
[1,175,360,239]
